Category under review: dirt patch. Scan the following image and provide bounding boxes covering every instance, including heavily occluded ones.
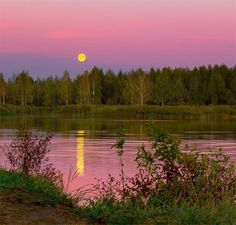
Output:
[0,189,87,225]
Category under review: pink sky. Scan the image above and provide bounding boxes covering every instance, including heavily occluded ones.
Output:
[0,0,236,77]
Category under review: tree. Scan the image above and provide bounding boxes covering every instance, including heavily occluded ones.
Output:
[229,68,236,100]
[16,71,33,106]
[44,76,59,106]
[214,74,227,104]
[89,67,103,104]
[117,71,127,105]
[174,78,186,104]
[207,73,226,105]
[6,76,17,105]
[59,70,72,105]
[0,65,234,106]
[189,69,200,104]
[102,70,119,104]
[124,73,136,105]
[32,78,45,106]
[155,71,169,106]
[134,69,152,106]
[77,72,91,104]
[0,73,6,105]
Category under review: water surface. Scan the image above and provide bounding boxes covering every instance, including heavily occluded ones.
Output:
[0,115,235,190]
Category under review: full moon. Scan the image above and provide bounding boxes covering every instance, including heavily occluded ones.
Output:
[77,53,86,62]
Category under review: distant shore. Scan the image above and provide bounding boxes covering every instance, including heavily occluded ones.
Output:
[0,104,236,120]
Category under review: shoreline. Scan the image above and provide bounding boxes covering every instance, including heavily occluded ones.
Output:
[0,104,236,120]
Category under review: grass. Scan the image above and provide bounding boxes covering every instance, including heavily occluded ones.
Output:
[0,105,92,116]
[0,169,235,225]
[0,168,75,207]
[159,200,236,225]
[0,104,236,120]
[84,199,236,225]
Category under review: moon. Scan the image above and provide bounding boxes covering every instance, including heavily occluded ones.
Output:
[77,53,86,62]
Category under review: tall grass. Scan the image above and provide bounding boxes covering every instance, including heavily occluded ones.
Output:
[0,105,92,116]
[84,199,236,225]
[0,104,236,120]
[0,169,75,207]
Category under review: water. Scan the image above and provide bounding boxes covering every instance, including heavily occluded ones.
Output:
[0,115,236,190]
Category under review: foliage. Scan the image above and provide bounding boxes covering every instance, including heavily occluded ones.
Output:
[155,70,169,106]
[1,65,236,106]
[59,70,72,105]
[15,70,33,106]
[88,127,236,224]
[0,169,76,207]
[3,129,63,187]
[85,198,236,225]
[0,73,6,105]
[1,104,236,121]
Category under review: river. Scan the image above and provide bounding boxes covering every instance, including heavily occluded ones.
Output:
[0,115,235,191]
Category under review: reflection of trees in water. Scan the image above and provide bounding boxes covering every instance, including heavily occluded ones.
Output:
[0,116,33,130]
[0,116,236,140]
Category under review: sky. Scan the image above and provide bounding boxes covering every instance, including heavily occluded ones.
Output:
[0,0,236,77]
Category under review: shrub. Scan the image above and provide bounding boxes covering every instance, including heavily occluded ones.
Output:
[93,127,236,207]
[136,128,236,204]
[3,128,63,187]
[87,127,236,224]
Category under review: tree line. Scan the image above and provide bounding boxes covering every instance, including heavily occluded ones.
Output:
[0,65,236,106]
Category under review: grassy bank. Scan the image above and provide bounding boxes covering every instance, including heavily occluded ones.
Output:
[1,169,236,225]
[0,169,73,207]
[0,105,91,116]
[0,104,236,120]
[0,169,87,225]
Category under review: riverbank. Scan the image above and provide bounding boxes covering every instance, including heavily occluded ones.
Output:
[0,104,236,120]
[1,168,236,225]
[0,169,86,225]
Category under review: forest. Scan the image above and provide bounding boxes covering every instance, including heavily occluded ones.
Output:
[0,64,236,106]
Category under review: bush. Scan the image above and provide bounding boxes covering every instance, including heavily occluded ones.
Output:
[92,127,236,211]
[85,127,236,224]
[3,129,63,187]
